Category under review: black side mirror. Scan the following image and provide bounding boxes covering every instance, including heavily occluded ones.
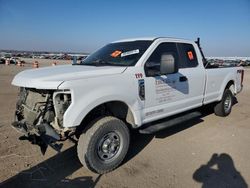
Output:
[160,53,178,75]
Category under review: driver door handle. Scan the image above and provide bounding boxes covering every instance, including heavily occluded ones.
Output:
[179,76,188,82]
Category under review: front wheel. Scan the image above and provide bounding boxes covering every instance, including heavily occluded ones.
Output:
[214,89,233,117]
[77,116,130,174]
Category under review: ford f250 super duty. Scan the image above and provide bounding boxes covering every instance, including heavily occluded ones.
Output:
[11,37,244,174]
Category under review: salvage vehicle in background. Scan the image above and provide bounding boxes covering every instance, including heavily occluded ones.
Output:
[11,37,244,174]
[0,57,5,64]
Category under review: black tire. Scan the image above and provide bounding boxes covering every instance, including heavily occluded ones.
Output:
[77,116,130,174]
[214,89,233,117]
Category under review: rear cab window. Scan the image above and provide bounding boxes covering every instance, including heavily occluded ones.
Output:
[177,43,198,68]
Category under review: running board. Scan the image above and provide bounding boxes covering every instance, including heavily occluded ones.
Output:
[139,111,201,134]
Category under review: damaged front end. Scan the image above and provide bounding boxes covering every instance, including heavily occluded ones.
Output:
[12,87,75,154]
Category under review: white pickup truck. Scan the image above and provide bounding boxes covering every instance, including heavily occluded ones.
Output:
[11,37,244,174]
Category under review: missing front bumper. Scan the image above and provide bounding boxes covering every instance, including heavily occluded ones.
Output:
[11,120,63,154]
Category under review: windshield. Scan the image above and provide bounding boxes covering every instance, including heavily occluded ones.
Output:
[80,40,152,66]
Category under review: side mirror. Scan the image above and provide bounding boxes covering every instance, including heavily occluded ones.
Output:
[160,54,178,75]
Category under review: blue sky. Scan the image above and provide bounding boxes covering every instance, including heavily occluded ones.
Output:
[0,0,249,56]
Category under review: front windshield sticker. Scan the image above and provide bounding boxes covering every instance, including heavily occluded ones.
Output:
[111,50,122,58]
[121,49,139,57]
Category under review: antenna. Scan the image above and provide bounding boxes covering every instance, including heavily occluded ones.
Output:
[196,37,200,47]
[195,37,208,67]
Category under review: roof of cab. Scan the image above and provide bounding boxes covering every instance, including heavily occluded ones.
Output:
[112,37,192,43]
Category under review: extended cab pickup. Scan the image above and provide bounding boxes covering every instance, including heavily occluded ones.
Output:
[11,37,244,174]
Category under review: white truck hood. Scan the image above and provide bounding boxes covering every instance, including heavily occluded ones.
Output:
[12,65,126,89]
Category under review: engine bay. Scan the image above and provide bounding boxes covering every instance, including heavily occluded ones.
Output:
[12,87,74,153]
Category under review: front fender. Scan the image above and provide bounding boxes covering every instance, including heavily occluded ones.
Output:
[59,75,142,128]
[65,93,141,128]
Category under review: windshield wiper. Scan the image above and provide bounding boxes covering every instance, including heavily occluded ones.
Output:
[78,58,128,67]
[80,59,115,66]
[92,59,112,66]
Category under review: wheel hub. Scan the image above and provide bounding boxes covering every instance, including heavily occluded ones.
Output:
[224,95,232,113]
[97,132,121,161]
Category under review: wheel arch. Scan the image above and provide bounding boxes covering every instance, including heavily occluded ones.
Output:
[75,100,138,136]
[219,79,235,101]
[226,80,235,93]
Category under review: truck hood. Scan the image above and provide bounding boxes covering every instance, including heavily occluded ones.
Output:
[12,65,127,89]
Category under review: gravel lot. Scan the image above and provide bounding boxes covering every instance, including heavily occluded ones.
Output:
[0,60,249,188]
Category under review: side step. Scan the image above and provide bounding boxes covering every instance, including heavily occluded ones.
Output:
[139,111,201,134]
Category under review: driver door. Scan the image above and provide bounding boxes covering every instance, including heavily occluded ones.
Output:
[142,42,187,123]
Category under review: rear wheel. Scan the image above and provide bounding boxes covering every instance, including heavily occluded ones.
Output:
[214,89,233,117]
[77,116,130,174]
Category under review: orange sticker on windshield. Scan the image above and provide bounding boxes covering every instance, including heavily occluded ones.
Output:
[187,51,194,60]
[111,50,122,58]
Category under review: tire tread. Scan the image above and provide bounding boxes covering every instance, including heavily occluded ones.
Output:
[77,116,129,174]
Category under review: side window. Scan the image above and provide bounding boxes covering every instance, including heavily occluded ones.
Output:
[145,42,178,77]
[177,43,198,68]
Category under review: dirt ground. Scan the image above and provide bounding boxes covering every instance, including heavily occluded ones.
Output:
[0,59,250,188]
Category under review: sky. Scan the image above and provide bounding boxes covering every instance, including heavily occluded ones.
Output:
[0,0,249,56]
